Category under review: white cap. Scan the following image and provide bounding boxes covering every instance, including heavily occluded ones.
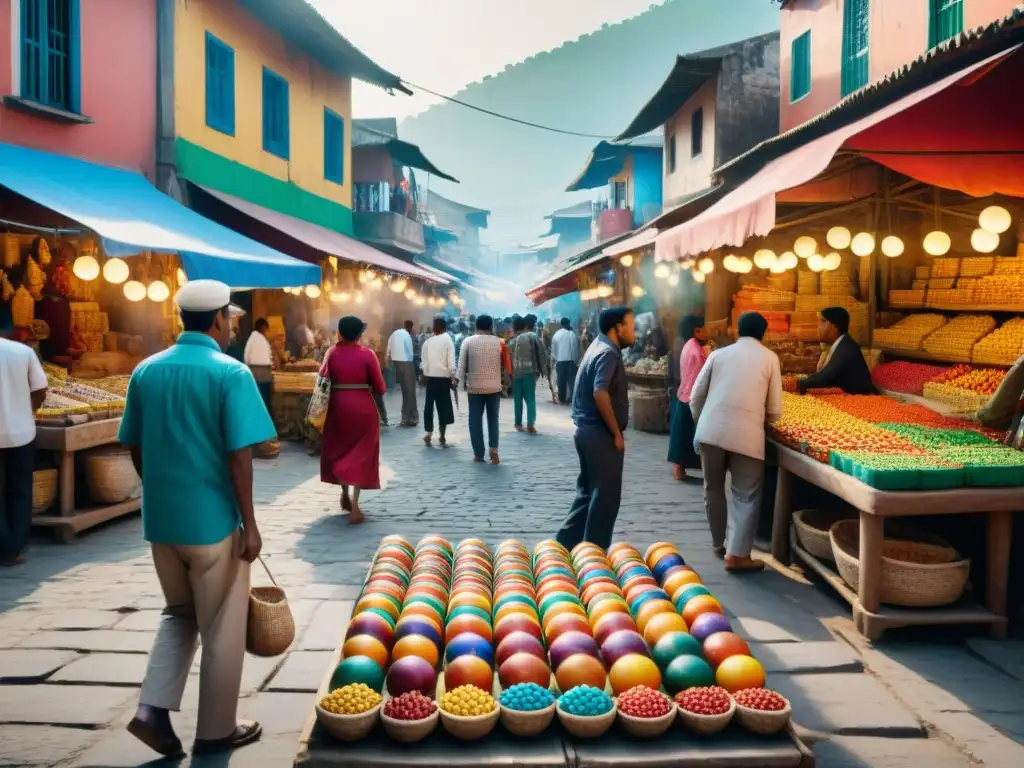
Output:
[174,279,244,316]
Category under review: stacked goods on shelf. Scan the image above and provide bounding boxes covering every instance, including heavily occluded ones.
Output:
[874,314,947,350]
[787,311,820,342]
[922,364,1005,413]
[922,315,997,362]
[730,309,788,334]
[930,258,960,279]
[35,373,130,424]
[819,270,856,297]
[732,286,796,312]
[993,257,1024,276]
[973,318,1024,365]
[888,289,925,308]
[272,372,317,393]
[766,340,821,374]
[768,270,796,293]
[70,302,109,354]
[960,257,995,278]
[870,361,949,395]
[796,269,819,295]
[794,293,861,312]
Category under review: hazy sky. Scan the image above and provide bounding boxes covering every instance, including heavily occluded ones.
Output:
[311,0,668,119]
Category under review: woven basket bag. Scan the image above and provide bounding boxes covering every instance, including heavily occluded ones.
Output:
[247,557,295,657]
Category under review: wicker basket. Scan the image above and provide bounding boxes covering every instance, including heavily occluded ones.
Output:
[500,702,556,737]
[32,469,57,515]
[793,509,855,562]
[616,703,677,738]
[381,709,438,743]
[734,700,792,735]
[439,706,499,740]
[829,520,970,607]
[246,557,295,657]
[315,702,380,741]
[677,698,735,735]
[556,702,616,738]
[83,447,140,504]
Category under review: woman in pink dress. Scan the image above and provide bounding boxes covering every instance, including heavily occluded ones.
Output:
[667,315,708,481]
[320,316,387,524]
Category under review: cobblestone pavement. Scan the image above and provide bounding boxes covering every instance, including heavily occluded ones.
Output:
[1,385,1022,767]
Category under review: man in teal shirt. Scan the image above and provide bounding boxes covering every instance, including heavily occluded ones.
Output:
[118,279,276,757]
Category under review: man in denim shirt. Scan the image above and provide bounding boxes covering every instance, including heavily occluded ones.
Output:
[556,306,635,549]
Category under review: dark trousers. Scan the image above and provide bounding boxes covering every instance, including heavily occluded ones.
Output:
[468,393,501,459]
[395,361,419,426]
[555,361,577,404]
[256,381,272,413]
[0,442,35,561]
[424,377,455,437]
[556,425,623,550]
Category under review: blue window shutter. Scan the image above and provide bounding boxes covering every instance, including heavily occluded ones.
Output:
[205,33,235,135]
[841,0,869,97]
[20,0,76,111]
[68,0,80,113]
[930,0,964,48]
[324,108,344,183]
[262,68,289,159]
[281,79,290,159]
[790,31,811,102]
[21,0,43,103]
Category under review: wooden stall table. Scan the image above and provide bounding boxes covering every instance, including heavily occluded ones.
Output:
[32,419,141,543]
[769,439,1016,640]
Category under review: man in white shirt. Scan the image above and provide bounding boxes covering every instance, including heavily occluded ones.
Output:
[387,320,418,427]
[689,312,783,573]
[243,318,274,413]
[0,333,48,566]
[551,317,580,404]
[420,316,457,446]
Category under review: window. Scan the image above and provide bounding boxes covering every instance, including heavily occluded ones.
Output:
[262,68,290,160]
[611,181,628,209]
[667,133,677,173]
[20,0,79,112]
[324,108,345,184]
[841,0,869,97]
[690,108,703,157]
[930,0,964,48]
[790,30,811,102]
[205,33,235,135]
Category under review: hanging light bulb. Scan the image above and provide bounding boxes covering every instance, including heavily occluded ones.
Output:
[123,280,146,302]
[391,278,407,293]
[923,231,951,256]
[176,267,187,285]
[770,262,787,274]
[653,263,671,279]
[794,236,817,259]
[102,258,130,284]
[692,270,706,284]
[881,235,905,258]
[355,292,364,304]
[414,294,426,306]
[698,257,714,274]
[328,256,339,270]
[630,285,646,297]
[979,205,1012,234]
[405,288,417,300]
[827,226,852,249]
[753,249,776,269]
[807,253,826,272]
[619,254,634,267]
[596,285,613,298]
[722,255,738,273]
[971,228,1000,253]
[851,232,876,257]
[147,280,170,302]
[372,278,383,290]
[736,257,753,274]
[305,284,322,299]
[667,273,680,287]
[823,252,842,271]
[779,251,798,270]
[73,255,100,281]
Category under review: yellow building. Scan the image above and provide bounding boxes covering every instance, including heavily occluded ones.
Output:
[157,0,408,235]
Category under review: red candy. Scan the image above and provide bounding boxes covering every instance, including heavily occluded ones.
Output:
[870,361,948,395]
[383,690,437,721]
[675,686,732,716]
[733,688,787,712]
[616,685,672,718]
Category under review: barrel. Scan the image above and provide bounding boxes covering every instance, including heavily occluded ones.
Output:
[629,386,670,434]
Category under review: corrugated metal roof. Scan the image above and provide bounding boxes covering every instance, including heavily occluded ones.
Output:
[545,200,594,220]
[565,140,663,192]
[235,0,410,94]
[421,191,490,231]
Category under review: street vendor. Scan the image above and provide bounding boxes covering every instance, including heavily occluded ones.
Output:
[977,351,1024,431]
[797,307,874,395]
[243,318,274,412]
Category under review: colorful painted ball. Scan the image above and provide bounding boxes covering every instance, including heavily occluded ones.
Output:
[392,634,440,667]
[681,595,723,628]
[444,615,493,645]
[661,568,702,596]
[498,652,551,689]
[651,553,686,582]
[444,654,494,693]
[629,589,672,615]
[499,682,555,712]
[548,630,601,670]
[715,655,765,693]
[593,611,637,646]
[345,613,394,648]
[558,684,614,716]
[330,655,385,693]
[443,632,493,667]
[555,653,607,693]
[342,634,389,669]
[356,595,400,622]
[494,613,542,646]
[608,653,662,696]
[394,618,442,649]
[541,601,588,626]
[702,632,751,669]
[652,631,703,669]
[642,611,688,647]
[672,584,711,609]
[663,654,715,694]
[386,655,438,697]
[447,605,492,626]
[586,595,629,624]
[496,631,547,667]
[600,630,649,667]
[635,599,677,635]
[403,594,445,621]
[543,613,592,646]
[360,607,397,629]
[688,612,732,643]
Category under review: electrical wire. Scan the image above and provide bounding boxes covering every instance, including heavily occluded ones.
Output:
[400,80,615,140]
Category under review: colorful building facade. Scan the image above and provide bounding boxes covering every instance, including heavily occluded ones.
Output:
[0,0,157,175]
[780,0,1022,131]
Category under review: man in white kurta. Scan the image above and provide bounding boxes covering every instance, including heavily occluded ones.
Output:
[689,312,783,573]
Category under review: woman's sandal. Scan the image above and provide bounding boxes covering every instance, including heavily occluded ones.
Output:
[192,720,262,755]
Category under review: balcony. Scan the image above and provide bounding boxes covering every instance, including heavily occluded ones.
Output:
[352,181,425,254]
[598,208,633,241]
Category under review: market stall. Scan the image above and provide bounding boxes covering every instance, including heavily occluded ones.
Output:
[292,536,814,768]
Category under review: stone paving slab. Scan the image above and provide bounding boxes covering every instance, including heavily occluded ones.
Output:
[0,684,135,726]
[266,651,334,693]
[771,673,924,737]
[0,649,79,683]
[40,610,122,631]
[966,638,1024,681]
[112,609,162,632]
[928,710,1024,765]
[0,724,98,766]
[731,617,800,644]
[19,630,153,653]
[750,641,863,675]
[50,653,149,686]
[297,602,353,651]
[810,735,972,767]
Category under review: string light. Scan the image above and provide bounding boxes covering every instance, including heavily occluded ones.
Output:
[698,257,714,274]
[147,280,170,302]
[73,255,100,281]
[979,205,1012,234]
[753,249,776,269]
[826,227,851,249]
[779,252,798,270]
[971,228,999,253]
[794,236,817,259]
[923,231,951,256]
[619,254,633,267]
[123,280,146,301]
[305,285,322,299]
[851,232,876,257]
[881,235,905,258]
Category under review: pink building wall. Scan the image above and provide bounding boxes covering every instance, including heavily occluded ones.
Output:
[0,0,157,176]
[780,0,1020,132]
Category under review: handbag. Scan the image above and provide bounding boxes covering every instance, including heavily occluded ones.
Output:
[305,348,334,432]
[246,556,295,657]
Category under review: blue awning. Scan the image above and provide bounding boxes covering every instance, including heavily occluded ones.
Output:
[0,143,320,289]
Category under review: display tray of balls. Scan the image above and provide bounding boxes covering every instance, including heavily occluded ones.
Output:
[498,682,557,737]
[316,684,383,742]
[614,685,677,738]
[439,684,500,740]
[556,685,617,739]
[674,686,736,735]
[732,688,792,735]
[380,691,439,743]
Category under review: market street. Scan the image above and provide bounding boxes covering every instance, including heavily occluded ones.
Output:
[1,386,1023,768]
